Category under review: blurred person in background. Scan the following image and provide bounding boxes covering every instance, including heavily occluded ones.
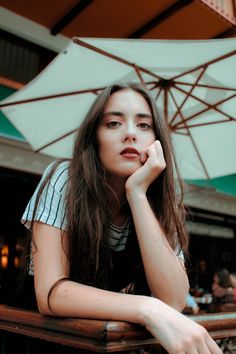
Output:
[209,268,235,312]
[212,271,236,306]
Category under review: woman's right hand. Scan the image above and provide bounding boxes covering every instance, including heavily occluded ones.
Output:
[125,140,166,196]
[140,298,223,354]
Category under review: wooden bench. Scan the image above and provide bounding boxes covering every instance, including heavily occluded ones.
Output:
[1,305,236,352]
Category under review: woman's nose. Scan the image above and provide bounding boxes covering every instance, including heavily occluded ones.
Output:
[123,133,136,142]
[123,125,137,142]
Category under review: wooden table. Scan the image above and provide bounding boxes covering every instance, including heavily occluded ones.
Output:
[0,305,236,352]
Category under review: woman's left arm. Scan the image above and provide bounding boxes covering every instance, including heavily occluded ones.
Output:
[126,141,189,311]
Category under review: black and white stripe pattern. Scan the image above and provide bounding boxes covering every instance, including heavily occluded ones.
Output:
[109,219,131,251]
[21,161,69,231]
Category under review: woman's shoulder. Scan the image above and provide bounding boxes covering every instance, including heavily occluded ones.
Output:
[44,159,70,193]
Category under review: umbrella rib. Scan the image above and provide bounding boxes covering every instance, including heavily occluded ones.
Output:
[175,109,210,179]
[172,86,236,128]
[174,131,188,136]
[168,88,183,126]
[155,87,162,100]
[175,119,232,130]
[73,38,163,81]
[167,88,227,130]
[147,82,164,100]
[133,64,146,84]
[170,67,206,124]
[147,83,163,100]
[148,82,159,90]
[174,84,236,108]
[172,105,210,128]
[174,81,236,92]
[171,49,236,81]
[35,129,78,153]
[0,87,105,108]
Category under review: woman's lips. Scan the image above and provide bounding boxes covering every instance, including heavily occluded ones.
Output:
[120,147,140,158]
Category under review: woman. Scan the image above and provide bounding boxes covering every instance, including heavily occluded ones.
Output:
[211,268,235,311]
[21,83,222,353]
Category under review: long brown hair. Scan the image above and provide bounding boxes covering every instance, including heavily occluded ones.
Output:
[66,82,188,287]
[33,83,188,289]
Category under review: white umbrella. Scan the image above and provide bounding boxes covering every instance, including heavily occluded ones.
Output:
[1,37,236,179]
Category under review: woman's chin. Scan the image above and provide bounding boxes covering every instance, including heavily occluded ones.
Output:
[107,163,141,179]
[114,168,140,178]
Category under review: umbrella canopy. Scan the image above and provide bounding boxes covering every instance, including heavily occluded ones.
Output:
[1,37,236,179]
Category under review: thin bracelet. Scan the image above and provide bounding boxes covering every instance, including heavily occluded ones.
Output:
[47,277,70,314]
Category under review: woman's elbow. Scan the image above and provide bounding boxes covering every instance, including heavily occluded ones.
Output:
[174,278,190,311]
[166,290,189,312]
[155,277,189,311]
[35,288,52,316]
[173,295,188,312]
[36,297,51,315]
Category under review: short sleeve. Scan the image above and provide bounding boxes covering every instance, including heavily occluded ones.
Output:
[21,161,69,231]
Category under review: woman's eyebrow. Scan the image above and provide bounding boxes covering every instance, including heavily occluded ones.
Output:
[102,111,123,117]
[136,113,152,119]
[102,112,152,118]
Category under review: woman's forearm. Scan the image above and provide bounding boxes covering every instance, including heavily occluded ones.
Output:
[37,278,154,323]
[37,280,221,354]
[126,190,189,310]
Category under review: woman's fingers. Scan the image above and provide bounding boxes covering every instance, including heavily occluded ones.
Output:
[206,335,224,354]
[141,295,223,354]
[168,336,221,354]
[193,327,223,354]
[195,343,212,354]
[143,140,166,174]
[140,150,148,164]
[184,332,221,354]
[126,140,167,193]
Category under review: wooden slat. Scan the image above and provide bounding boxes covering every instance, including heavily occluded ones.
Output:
[189,312,236,331]
[1,305,236,353]
[0,321,106,352]
[0,76,24,90]
[0,305,107,340]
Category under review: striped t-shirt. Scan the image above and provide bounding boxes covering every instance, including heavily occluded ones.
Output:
[22,161,69,231]
[22,161,184,275]
[21,161,131,274]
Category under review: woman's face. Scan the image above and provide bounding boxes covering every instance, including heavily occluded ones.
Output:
[96,89,156,178]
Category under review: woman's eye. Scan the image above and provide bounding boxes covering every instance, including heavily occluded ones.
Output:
[138,122,152,129]
[107,121,121,128]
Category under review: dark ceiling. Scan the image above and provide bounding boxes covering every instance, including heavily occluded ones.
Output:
[1,0,236,40]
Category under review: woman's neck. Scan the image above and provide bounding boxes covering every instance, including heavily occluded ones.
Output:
[109,175,126,198]
[108,176,128,227]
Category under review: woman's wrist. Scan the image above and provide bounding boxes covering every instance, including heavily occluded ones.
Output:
[125,186,147,203]
[137,296,165,328]
[138,296,157,325]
